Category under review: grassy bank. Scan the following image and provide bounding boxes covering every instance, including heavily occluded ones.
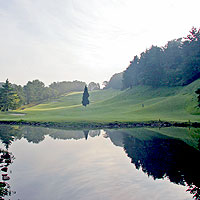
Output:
[0,79,199,124]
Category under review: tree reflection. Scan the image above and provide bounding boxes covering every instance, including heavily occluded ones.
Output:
[0,149,15,199]
[122,133,200,199]
[89,130,100,137]
[198,138,200,151]
[83,130,89,140]
[0,125,101,145]
[21,126,47,144]
[187,185,200,200]
[0,126,18,199]
[0,125,199,199]
[0,125,102,199]
[0,126,20,149]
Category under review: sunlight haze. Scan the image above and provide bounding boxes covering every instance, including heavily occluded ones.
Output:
[0,0,200,85]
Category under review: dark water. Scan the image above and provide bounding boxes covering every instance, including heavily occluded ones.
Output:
[0,125,200,200]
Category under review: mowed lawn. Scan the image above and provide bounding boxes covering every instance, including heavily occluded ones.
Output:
[0,79,200,123]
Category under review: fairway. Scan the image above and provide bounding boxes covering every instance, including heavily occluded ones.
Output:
[0,79,200,123]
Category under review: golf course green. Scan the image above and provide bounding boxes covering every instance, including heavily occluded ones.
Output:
[0,79,199,124]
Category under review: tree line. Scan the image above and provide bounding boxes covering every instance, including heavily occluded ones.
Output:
[0,79,100,111]
[104,72,123,90]
[103,27,200,106]
[123,27,200,88]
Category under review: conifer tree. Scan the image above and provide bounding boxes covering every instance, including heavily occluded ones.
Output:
[82,86,89,107]
[0,79,20,111]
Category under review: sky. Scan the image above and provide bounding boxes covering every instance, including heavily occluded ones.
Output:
[0,0,200,86]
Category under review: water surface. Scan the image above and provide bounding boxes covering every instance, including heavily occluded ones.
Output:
[0,125,199,200]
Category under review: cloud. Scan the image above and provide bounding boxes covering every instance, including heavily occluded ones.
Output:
[0,0,200,85]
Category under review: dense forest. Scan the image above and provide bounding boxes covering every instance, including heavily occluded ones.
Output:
[122,27,200,89]
[0,79,99,111]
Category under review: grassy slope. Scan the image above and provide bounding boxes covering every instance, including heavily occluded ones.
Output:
[0,79,199,123]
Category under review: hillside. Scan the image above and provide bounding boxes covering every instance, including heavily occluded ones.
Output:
[0,79,199,123]
[123,28,200,89]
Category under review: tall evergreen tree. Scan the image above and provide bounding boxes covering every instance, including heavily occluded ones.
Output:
[0,79,20,111]
[82,86,89,107]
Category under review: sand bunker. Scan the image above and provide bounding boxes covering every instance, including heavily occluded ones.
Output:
[9,113,26,116]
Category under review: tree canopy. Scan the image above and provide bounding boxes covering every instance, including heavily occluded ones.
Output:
[22,80,86,104]
[0,79,88,111]
[104,72,123,90]
[122,27,200,89]
[0,79,20,111]
[88,82,100,91]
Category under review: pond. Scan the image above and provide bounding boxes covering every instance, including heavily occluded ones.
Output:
[0,125,199,200]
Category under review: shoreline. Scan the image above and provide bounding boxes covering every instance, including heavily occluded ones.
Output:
[0,120,199,129]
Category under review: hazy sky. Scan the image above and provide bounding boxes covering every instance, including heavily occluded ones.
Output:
[0,0,200,86]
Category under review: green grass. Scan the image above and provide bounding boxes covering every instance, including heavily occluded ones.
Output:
[0,79,200,123]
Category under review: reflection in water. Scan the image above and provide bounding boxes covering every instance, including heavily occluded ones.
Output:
[0,126,17,199]
[125,134,200,199]
[107,129,200,200]
[0,125,101,145]
[83,130,89,140]
[0,149,14,199]
[198,138,200,151]
[0,126,19,149]
[0,125,199,199]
